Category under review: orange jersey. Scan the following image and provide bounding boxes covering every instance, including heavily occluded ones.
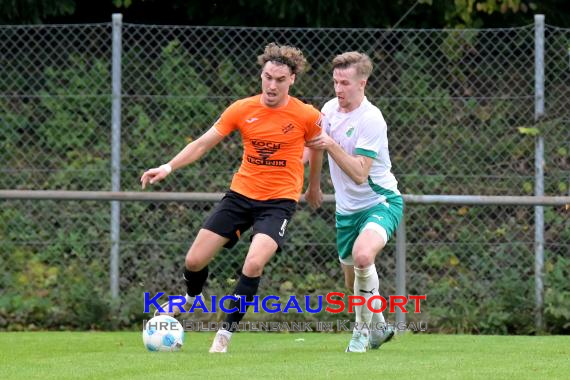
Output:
[214,95,322,201]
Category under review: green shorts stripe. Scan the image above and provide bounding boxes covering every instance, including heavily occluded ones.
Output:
[335,195,404,261]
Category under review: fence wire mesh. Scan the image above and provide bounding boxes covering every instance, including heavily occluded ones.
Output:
[0,21,568,333]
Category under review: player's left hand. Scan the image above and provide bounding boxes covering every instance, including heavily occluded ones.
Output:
[305,131,335,151]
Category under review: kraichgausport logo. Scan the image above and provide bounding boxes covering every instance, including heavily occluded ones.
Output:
[144,292,426,314]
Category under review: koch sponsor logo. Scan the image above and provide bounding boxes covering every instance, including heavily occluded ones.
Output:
[247,139,286,167]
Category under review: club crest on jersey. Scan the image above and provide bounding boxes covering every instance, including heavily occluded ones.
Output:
[247,139,286,167]
[316,114,324,128]
[282,123,294,134]
[346,125,355,137]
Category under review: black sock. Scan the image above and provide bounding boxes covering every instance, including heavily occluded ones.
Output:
[183,267,208,297]
[224,273,261,332]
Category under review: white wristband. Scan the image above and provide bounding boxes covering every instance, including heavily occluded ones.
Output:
[159,164,172,174]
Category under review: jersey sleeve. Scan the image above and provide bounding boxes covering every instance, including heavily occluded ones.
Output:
[354,112,387,159]
[304,105,323,141]
[213,100,242,136]
[320,101,333,135]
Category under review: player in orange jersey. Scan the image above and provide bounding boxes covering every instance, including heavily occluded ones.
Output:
[141,43,323,353]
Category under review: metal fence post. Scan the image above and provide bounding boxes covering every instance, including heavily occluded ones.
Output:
[395,214,406,328]
[534,14,545,333]
[110,13,123,299]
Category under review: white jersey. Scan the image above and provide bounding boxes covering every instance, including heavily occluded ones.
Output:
[321,97,400,214]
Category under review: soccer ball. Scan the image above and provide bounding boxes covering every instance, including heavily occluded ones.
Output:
[142,315,185,352]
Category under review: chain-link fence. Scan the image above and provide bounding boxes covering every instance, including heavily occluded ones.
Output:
[0,17,568,333]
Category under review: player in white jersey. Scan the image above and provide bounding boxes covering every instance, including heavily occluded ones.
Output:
[305,52,403,352]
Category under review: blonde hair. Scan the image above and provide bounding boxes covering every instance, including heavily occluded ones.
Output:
[257,42,308,75]
[332,52,373,79]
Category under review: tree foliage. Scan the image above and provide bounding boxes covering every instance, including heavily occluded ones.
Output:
[0,0,75,24]
[1,0,568,27]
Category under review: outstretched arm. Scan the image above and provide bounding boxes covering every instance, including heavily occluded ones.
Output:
[140,127,224,189]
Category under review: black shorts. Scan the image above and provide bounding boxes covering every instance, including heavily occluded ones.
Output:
[202,190,297,251]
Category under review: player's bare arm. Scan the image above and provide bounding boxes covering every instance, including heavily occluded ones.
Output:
[140,127,224,189]
[305,132,373,185]
[304,147,324,209]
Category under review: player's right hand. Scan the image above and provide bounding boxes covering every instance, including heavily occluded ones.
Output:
[304,185,323,210]
[140,166,170,189]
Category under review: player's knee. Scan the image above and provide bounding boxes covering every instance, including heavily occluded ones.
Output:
[242,258,265,277]
[352,250,374,268]
[185,255,205,272]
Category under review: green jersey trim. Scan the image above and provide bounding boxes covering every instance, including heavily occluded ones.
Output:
[367,176,399,199]
[355,148,377,158]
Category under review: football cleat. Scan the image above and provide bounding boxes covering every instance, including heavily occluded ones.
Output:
[369,325,395,349]
[209,330,232,353]
[154,294,199,317]
[345,330,369,353]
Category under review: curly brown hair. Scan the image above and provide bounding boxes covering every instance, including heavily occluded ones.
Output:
[332,52,373,79]
[257,42,308,75]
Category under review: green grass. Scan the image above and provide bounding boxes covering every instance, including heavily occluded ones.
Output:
[1,332,569,379]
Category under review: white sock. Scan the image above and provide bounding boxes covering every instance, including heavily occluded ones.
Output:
[354,264,380,334]
[371,296,386,331]
[370,268,386,327]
